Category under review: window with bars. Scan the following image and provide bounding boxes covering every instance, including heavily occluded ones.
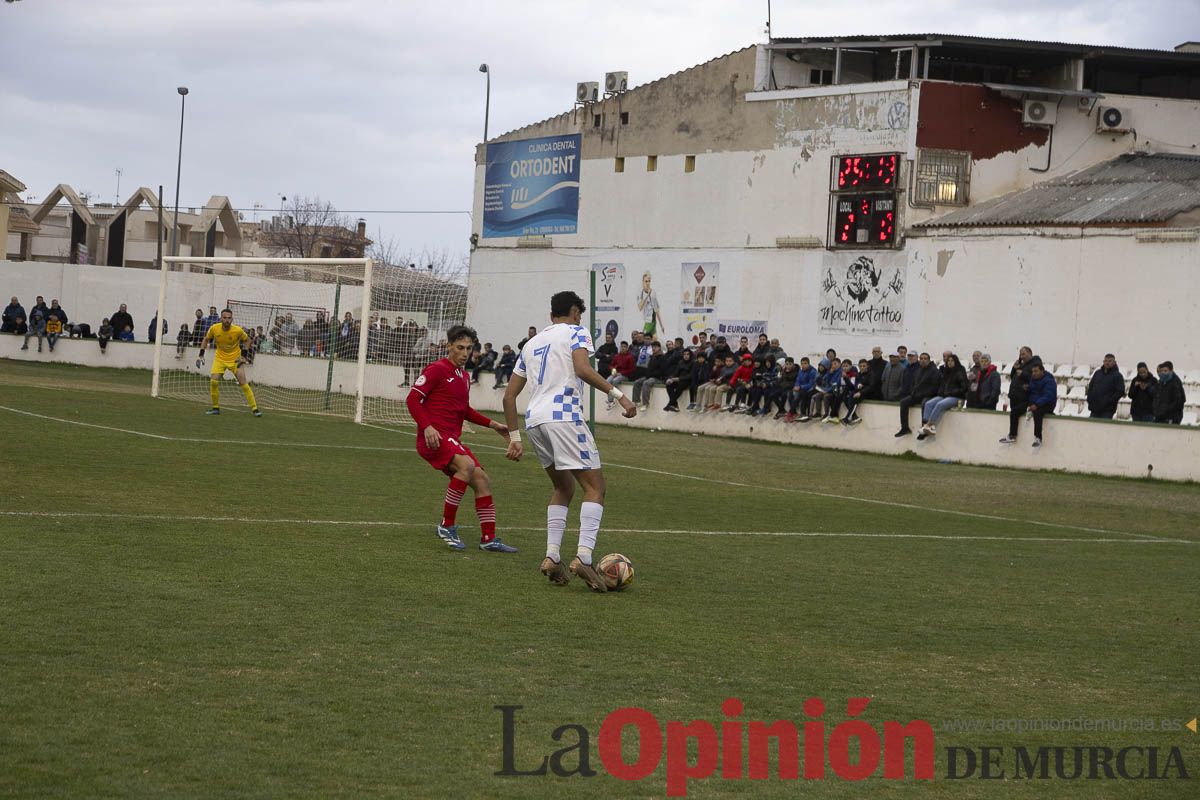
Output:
[914,149,970,206]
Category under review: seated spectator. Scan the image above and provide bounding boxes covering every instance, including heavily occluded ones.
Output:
[607,341,635,388]
[966,353,1001,409]
[788,357,817,422]
[747,355,778,415]
[663,348,694,412]
[733,336,752,361]
[471,342,498,384]
[1001,362,1056,447]
[864,346,886,399]
[98,318,113,352]
[118,325,135,342]
[1127,362,1157,422]
[148,313,167,344]
[726,354,755,411]
[44,313,63,352]
[176,324,191,358]
[814,357,845,421]
[1086,354,1125,419]
[1,296,24,333]
[901,350,920,396]
[9,314,28,336]
[918,353,968,439]
[880,352,905,401]
[110,304,134,341]
[840,358,870,425]
[768,338,787,362]
[595,332,617,377]
[493,345,517,388]
[770,357,798,419]
[632,341,666,409]
[1006,346,1042,415]
[697,355,737,411]
[683,351,708,410]
[896,353,940,436]
[1153,361,1186,425]
[21,302,46,352]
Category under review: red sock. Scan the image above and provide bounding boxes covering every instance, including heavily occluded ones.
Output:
[476,495,496,542]
[442,478,468,527]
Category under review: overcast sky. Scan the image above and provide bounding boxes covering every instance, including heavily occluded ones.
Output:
[3,0,1197,259]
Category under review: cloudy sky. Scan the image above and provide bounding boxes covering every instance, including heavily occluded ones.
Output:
[3,0,1197,259]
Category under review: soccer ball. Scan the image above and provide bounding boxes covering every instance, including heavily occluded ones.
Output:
[598,553,634,591]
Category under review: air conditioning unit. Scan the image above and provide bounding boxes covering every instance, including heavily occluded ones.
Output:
[604,71,628,93]
[1022,99,1057,126]
[576,81,599,104]
[1097,106,1132,132]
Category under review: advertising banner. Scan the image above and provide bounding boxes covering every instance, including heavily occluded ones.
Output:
[715,319,768,342]
[818,254,905,335]
[592,263,625,340]
[483,134,581,238]
[680,261,719,342]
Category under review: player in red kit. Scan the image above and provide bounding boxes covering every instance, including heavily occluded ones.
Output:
[405,324,518,553]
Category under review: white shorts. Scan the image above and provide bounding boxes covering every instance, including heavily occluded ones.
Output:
[527,420,601,471]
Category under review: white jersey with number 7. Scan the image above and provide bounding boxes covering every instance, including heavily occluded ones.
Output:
[513,323,594,428]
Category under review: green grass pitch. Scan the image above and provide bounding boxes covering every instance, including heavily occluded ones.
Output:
[1,360,1197,798]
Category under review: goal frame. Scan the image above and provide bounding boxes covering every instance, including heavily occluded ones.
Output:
[153,256,374,422]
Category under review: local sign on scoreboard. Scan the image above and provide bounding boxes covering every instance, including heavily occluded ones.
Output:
[482,134,582,238]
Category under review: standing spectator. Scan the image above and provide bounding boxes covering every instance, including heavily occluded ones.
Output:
[709,335,732,364]
[279,313,300,352]
[662,348,694,412]
[1153,361,1186,425]
[98,318,113,353]
[311,311,331,357]
[631,341,665,409]
[517,325,537,353]
[895,352,940,436]
[2,296,25,333]
[148,313,168,343]
[337,312,356,361]
[752,333,772,361]
[191,309,207,344]
[21,301,46,352]
[733,336,752,361]
[966,353,1001,409]
[47,300,68,329]
[29,296,49,326]
[1006,346,1042,413]
[175,323,190,358]
[1001,363,1056,447]
[1085,354,1125,419]
[918,353,969,439]
[492,344,517,388]
[595,332,617,378]
[203,306,220,332]
[880,352,905,401]
[44,313,63,352]
[788,356,818,422]
[1127,362,1158,422]
[110,304,134,341]
[768,338,787,362]
[864,346,886,399]
[471,342,497,384]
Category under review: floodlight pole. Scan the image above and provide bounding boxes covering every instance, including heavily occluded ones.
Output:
[479,63,490,142]
[170,86,189,257]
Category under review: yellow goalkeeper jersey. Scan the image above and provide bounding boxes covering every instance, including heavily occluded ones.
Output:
[206,323,248,362]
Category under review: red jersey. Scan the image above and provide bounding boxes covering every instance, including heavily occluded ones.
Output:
[406,358,492,438]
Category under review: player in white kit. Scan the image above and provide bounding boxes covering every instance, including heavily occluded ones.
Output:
[503,291,637,591]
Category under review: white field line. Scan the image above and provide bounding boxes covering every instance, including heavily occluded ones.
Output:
[0,406,1173,542]
[0,511,1191,545]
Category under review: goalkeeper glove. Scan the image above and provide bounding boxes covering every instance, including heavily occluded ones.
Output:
[196,353,205,368]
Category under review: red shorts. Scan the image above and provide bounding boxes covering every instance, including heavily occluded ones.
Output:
[416,433,481,476]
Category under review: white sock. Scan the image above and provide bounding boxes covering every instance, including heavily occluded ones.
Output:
[546,505,568,562]
[577,501,603,565]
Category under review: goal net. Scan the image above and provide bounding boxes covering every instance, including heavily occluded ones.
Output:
[152,257,468,425]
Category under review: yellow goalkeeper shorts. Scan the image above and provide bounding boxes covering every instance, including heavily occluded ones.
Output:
[211,358,241,376]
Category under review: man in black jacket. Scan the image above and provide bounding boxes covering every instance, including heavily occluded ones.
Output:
[594,332,617,378]
[864,345,886,400]
[1,297,24,333]
[110,304,134,342]
[896,353,940,436]
[631,341,665,410]
[1086,354,1125,419]
[1127,362,1157,422]
[1153,361,1186,425]
[1006,346,1042,416]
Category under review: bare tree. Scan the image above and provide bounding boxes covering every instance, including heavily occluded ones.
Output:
[260,195,363,259]
[368,236,469,286]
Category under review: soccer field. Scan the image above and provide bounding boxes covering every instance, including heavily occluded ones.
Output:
[1,360,1197,798]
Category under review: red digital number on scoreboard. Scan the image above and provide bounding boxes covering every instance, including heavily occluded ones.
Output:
[837,153,898,190]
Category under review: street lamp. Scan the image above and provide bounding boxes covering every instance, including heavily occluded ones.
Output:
[170,86,189,257]
[478,63,490,143]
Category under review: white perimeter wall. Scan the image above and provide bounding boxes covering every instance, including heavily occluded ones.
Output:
[3,335,1195,482]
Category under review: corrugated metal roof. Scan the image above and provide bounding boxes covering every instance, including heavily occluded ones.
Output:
[769,34,1200,62]
[915,153,1200,228]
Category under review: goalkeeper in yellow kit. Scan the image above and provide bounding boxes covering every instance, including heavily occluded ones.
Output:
[197,308,262,416]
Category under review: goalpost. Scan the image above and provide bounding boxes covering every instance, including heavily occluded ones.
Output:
[152,256,468,425]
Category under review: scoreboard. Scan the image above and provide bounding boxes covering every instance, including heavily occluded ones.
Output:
[831,153,899,249]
